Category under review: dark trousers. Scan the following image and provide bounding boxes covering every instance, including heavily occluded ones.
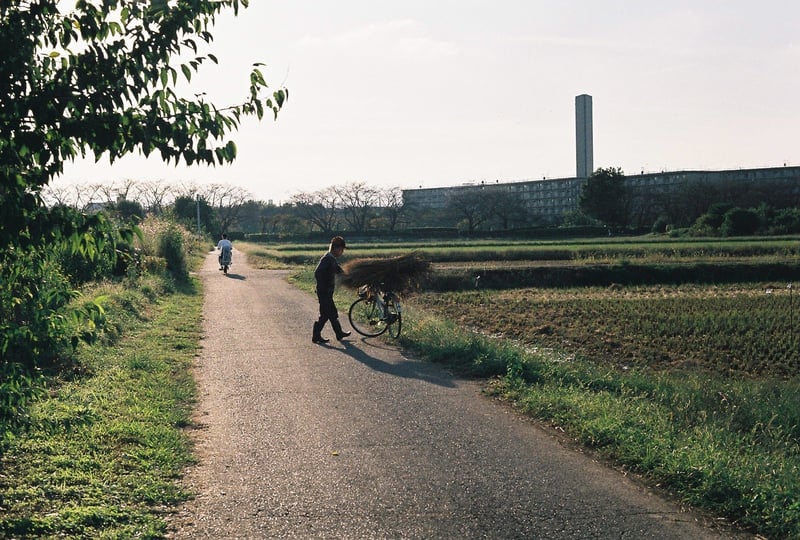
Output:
[317,291,338,325]
[315,290,344,336]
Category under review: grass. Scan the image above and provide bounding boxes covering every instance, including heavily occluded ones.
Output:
[0,272,203,539]
[245,236,800,266]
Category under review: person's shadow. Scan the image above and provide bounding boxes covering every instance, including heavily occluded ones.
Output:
[332,339,456,388]
[224,273,247,280]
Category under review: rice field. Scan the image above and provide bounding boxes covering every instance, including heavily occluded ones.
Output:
[415,283,800,378]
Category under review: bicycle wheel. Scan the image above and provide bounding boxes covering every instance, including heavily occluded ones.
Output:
[385,295,402,338]
[348,297,388,337]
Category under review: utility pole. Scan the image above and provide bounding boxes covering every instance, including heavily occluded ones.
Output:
[196,194,201,235]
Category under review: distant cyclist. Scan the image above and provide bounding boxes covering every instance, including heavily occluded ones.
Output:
[216,233,233,271]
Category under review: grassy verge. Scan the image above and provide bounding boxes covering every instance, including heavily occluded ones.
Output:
[0,272,203,539]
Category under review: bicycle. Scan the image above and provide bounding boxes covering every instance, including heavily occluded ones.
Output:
[348,283,402,338]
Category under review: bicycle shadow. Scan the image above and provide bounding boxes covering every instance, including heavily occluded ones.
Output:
[336,339,456,388]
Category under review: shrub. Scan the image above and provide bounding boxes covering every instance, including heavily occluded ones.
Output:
[0,249,75,370]
[651,215,670,234]
[0,362,45,444]
[157,226,189,281]
[721,207,760,237]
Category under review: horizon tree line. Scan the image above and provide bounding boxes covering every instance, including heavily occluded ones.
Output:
[43,169,800,238]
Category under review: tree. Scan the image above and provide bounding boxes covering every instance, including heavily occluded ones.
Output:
[114,198,144,222]
[1,0,287,252]
[578,167,629,228]
[485,187,528,230]
[378,186,407,232]
[172,195,216,233]
[337,181,379,233]
[196,183,251,234]
[446,188,494,232]
[721,207,760,237]
[0,1,286,377]
[291,188,340,234]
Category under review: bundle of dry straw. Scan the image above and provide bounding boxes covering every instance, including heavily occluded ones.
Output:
[340,252,431,293]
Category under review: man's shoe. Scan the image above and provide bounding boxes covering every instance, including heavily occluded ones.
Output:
[336,331,351,341]
[312,336,330,344]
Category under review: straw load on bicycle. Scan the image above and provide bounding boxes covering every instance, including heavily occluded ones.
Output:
[340,252,431,293]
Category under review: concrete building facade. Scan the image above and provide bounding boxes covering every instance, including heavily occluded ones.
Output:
[402,166,800,227]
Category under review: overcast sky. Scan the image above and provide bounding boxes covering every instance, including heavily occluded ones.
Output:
[56,1,800,204]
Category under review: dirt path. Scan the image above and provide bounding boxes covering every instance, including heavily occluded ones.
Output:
[167,249,746,539]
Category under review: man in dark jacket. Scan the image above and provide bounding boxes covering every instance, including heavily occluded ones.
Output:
[313,236,351,343]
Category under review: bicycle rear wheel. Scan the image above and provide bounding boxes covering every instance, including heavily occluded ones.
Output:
[385,296,402,338]
[349,298,389,337]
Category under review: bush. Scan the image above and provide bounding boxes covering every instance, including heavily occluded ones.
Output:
[651,215,670,234]
[114,199,144,222]
[721,207,760,237]
[0,362,44,445]
[56,239,116,286]
[0,249,76,370]
[157,226,189,281]
[769,207,800,235]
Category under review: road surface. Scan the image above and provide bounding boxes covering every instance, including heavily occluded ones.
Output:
[167,248,746,539]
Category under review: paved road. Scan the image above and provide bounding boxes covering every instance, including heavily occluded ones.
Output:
[168,249,746,539]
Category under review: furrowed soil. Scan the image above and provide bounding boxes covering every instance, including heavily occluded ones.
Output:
[415,283,798,377]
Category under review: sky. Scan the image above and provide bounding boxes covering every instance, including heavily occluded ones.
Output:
[56,1,800,204]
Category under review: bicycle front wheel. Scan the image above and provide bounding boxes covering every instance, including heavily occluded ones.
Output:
[385,296,402,338]
[349,298,389,337]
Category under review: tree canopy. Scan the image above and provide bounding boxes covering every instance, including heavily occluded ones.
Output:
[0,0,286,250]
[578,167,629,228]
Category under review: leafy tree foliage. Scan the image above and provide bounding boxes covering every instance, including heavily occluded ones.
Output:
[721,207,760,237]
[1,1,286,425]
[578,167,629,228]
[1,0,286,251]
[173,195,217,233]
[770,207,800,235]
[113,198,145,222]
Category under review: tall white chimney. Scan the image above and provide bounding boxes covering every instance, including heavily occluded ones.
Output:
[575,94,593,178]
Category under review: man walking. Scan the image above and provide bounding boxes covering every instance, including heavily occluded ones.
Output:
[312,236,351,343]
